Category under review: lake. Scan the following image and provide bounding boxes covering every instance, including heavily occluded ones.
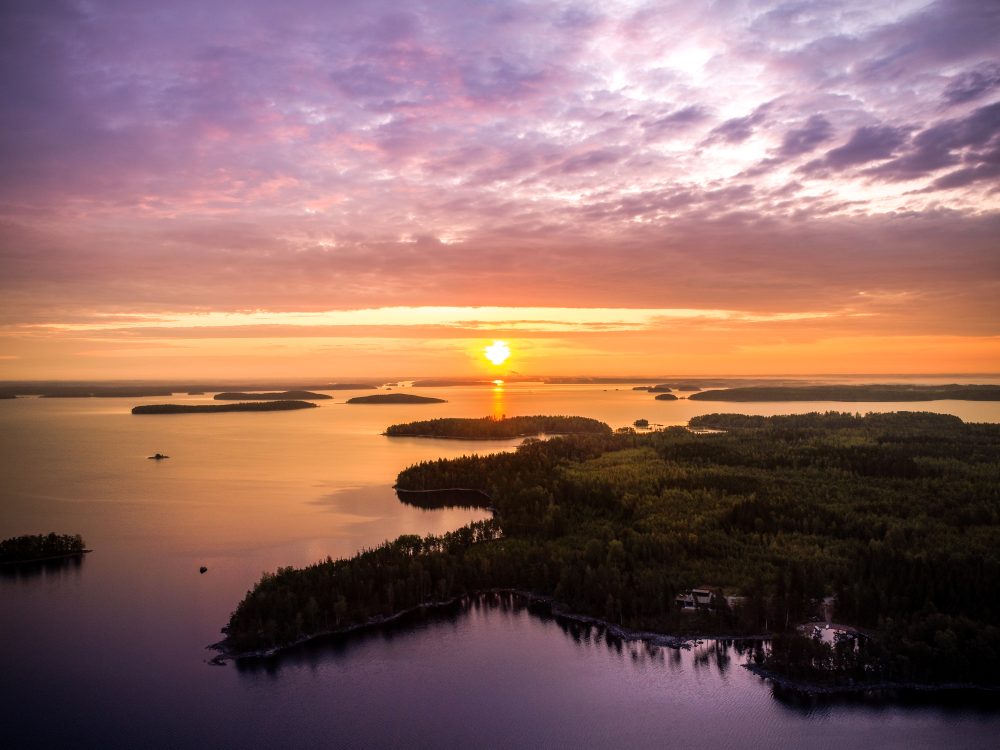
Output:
[2,383,999,748]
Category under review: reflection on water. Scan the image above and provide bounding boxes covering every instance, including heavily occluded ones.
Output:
[232,591,1000,721]
[491,382,506,421]
[0,553,86,582]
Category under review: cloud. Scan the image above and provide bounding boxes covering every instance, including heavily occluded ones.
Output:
[0,0,998,377]
[868,101,1000,182]
[801,125,912,175]
[943,63,1000,105]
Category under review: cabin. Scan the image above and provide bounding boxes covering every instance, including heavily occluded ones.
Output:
[675,587,715,611]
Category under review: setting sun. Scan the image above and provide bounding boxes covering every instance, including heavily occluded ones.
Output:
[484,340,511,366]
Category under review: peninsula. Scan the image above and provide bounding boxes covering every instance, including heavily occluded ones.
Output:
[384,415,612,439]
[218,411,1000,691]
[132,400,318,414]
[1,533,89,564]
[214,390,332,401]
[689,384,1000,401]
[346,394,446,404]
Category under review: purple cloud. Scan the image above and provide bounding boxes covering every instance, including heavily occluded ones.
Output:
[802,125,912,175]
[0,0,997,352]
[943,63,1000,106]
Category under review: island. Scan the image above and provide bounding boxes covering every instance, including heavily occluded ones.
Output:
[132,400,318,414]
[410,379,493,387]
[346,394,446,404]
[41,387,175,397]
[324,383,378,390]
[1,533,89,564]
[689,384,1000,401]
[213,390,332,401]
[654,393,678,401]
[384,415,612,439]
[216,411,1000,692]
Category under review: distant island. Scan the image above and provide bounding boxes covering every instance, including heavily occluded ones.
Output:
[324,383,378,390]
[214,390,332,401]
[218,411,1000,693]
[0,394,15,399]
[346,394,446,404]
[385,415,612,439]
[410,379,493,387]
[41,387,175,398]
[689,384,1000,402]
[132,400,318,414]
[654,393,678,401]
[1,533,89,564]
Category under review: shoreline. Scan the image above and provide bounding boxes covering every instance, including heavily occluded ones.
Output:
[383,431,608,441]
[743,663,1000,695]
[207,589,999,695]
[208,588,761,663]
[0,549,92,566]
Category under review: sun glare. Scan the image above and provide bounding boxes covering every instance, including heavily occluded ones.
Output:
[484,340,511,366]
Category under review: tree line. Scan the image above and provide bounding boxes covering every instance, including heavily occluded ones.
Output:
[223,412,1000,685]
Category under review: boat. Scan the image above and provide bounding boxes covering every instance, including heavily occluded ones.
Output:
[147,453,170,460]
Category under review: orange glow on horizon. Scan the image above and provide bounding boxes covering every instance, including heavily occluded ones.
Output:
[484,340,511,366]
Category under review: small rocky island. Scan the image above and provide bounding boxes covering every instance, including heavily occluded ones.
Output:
[132,400,318,414]
[346,394,446,405]
[654,393,678,401]
[213,390,332,401]
[1,533,89,564]
[385,415,611,439]
[689,384,1000,402]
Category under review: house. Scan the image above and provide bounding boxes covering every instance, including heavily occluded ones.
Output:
[675,587,716,610]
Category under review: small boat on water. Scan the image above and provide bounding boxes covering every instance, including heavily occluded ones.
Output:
[199,566,208,574]
[148,453,170,460]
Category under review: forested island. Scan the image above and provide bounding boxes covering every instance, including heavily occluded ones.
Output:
[654,393,678,401]
[384,415,612,439]
[690,384,1000,401]
[347,394,446,404]
[214,391,332,401]
[218,411,1000,690]
[42,387,175,397]
[1,533,88,564]
[132,401,318,414]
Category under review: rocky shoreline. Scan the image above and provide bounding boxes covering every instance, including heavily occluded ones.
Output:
[207,588,759,664]
[0,549,92,566]
[207,590,1000,695]
[743,663,1000,695]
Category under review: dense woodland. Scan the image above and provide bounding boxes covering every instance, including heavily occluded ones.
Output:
[131,401,317,414]
[346,394,446,404]
[689,384,1000,401]
[223,412,1000,686]
[385,415,612,439]
[0,533,87,562]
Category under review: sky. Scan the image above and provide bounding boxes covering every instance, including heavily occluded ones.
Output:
[1,0,998,379]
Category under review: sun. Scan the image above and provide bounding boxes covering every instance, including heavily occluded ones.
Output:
[484,340,511,366]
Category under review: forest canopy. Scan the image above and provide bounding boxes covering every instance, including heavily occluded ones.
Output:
[384,415,611,439]
[132,401,318,414]
[222,411,1000,687]
[689,384,1000,402]
[1,533,87,563]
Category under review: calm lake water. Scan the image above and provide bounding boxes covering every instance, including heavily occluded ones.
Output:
[2,383,999,749]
